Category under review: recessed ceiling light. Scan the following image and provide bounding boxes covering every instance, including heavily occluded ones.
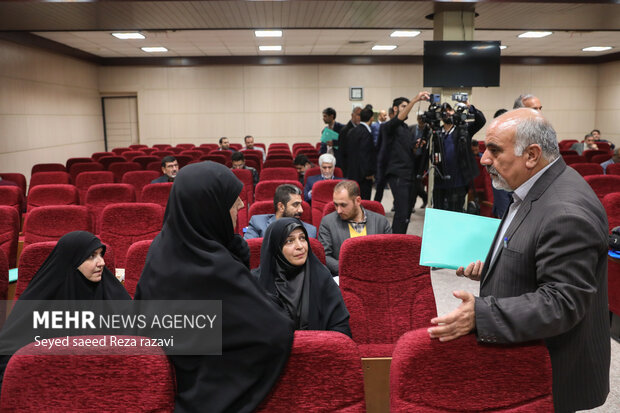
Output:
[518,31,552,38]
[582,46,612,52]
[255,30,282,38]
[499,45,507,50]
[390,31,420,38]
[141,47,168,53]
[112,32,145,40]
[259,45,282,51]
[372,45,397,51]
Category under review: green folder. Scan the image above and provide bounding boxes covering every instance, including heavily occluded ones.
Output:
[420,208,501,269]
[320,127,339,143]
[9,268,18,283]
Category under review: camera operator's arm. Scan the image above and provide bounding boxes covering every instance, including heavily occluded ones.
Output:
[465,101,486,137]
[397,91,430,121]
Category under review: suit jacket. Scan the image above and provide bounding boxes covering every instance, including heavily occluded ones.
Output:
[303,175,343,202]
[345,123,376,183]
[569,142,586,155]
[151,175,173,184]
[318,209,392,276]
[475,158,610,412]
[244,214,317,240]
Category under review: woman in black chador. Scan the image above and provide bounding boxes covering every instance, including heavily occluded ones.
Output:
[255,217,351,337]
[135,161,294,413]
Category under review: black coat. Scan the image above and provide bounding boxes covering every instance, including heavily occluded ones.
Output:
[346,123,377,182]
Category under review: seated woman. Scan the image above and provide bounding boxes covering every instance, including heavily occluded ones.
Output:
[255,217,351,337]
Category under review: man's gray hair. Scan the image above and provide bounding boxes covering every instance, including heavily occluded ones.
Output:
[513,115,560,161]
[318,153,336,166]
[513,94,536,109]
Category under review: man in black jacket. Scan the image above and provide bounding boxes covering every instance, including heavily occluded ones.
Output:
[337,106,361,177]
[345,106,376,199]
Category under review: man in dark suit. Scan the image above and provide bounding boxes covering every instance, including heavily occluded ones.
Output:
[151,155,178,183]
[337,106,361,177]
[303,153,342,202]
[428,108,610,412]
[345,106,376,200]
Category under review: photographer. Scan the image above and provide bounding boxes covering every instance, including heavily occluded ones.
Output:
[433,99,485,212]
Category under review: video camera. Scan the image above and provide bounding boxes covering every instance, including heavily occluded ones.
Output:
[421,93,474,130]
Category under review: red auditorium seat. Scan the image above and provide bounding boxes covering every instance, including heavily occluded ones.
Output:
[245,159,260,173]
[99,203,163,268]
[292,142,314,153]
[132,155,160,170]
[596,142,611,152]
[242,149,264,162]
[254,143,266,151]
[26,184,79,212]
[255,180,303,202]
[121,151,145,161]
[108,161,141,182]
[124,239,152,297]
[85,183,136,233]
[141,183,173,208]
[151,150,174,159]
[65,157,93,171]
[0,173,27,196]
[570,162,604,177]
[248,200,312,226]
[559,150,578,156]
[122,170,160,201]
[390,329,553,412]
[584,149,609,162]
[31,163,66,174]
[246,237,325,270]
[263,159,295,169]
[607,163,620,176]
[75,171,114,204]
[259,167,298,182]
[303,166,343,186]
[0,186,24,219]
[152,144,172,150]
[310,179,343,229]
[584,175,620,201]
[558,139,578,150]
[339,235,436,357]
[257,331,365,412]
[174,155,193,168]
[98,155,127,170]
[176,143,195,150]
[322,200,385,217]
[129,144,148,150]
[295,148,319,158]
[91,151,115,161]
[266,154,293,162]
[604,193,620,317]
[145,161,163,173]
[141,147,157,155]
[199,143,218,152]
[29,171,71,192]
[111,147,131,156]
[23,205,91,247]
[214,150,232,163]
[202,153,228,166]
[228,143,241,151]
[168,147,183,154]
[0,249,7,300]
[592,154,612,164]
[562,154,586,165]
[0,206,19,268]
[180,150,203,160]
[195,147,213,156]
[232,168,254,205]
[0,336,176,412]
[268,143,290,151]
[603,193,620,233]
[69,162,104,183]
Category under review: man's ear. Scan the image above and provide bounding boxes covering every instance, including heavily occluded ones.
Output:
[525,144,543,169]
[277,202,285,213]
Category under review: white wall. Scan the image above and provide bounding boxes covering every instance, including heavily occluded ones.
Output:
[596,61,620,143]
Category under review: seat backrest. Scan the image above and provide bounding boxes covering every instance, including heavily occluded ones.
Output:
[263,159,295,169]
[0,206,19,268]
[69,162,104,183]
[390,329,553,412]
[257,331,366,412]
[121,170,160,201]
[248,201,274,221]
[255,180,303,202]
[602,192,620,232]
[176,143,195,150]
[0,173,27,196]
[561,154,586,165]
[268,143,290,151]
[129,144,148,150]
[584,149,609,162]
[23,205,91,247]
[26,184,79,212]
[15,241,56,299]
[133,155,160,169]
[339,235,436,351]
[584,175,620,201]
[152,144,172,150]
[322,200,385,218]
[108,162,141,182]
[231,168,254,205]
[124,239,153,298]
[607,163,620,176]
[570,162,604,177]
[65,157,94,171]
[592,154,611,164]
[98,155,127,170]
[31,163,66,175]
[151,150,173,159]
[141,147,157,155]
[141,183,174,208]
[558,139,578,150]
[85,184,137,233]
[229,143,243,151]
[203,154,228,166]
[311,179,342,228]
[0,336,176,412]
[111,147,132,155]
[91,152,115,161]
[174,155,193,168]
[199,143,218,152]
[559,149,578,156]
[259,167,298,182]
[121,151,145,161]
[0,186,24,220]
[266,153,293,162]
[75,171,115,204]
[245,236,325,270]
[99,203,163,268]
[304,167,343,186]
[29,172,71,192]
[0,249,7,300]
[180,150,203,160]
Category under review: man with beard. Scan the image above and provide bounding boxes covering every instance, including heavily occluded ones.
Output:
[244,184,317,239]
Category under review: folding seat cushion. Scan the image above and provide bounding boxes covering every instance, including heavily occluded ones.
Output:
[257,331,366,412]
[28,172,71,192]
[0,206,19,268]
[0,186,24,219]
[109,162,141,182]
[75,171,114,204]
[584,175,620,201]
[23,205,92,247]
[231,168,254,205]
[259,167,298,182]
[31,163,66,174]
[141,183,173,208]
[255,180,303,202]
[65,157,94,171]
[570,163,603,177]
[26,184,79,212]
[133,155,160,169]
[69,162,104,183]
[0,249,7,300]
[310,179,343,228]
[390,329,553,412]
[124,239,152,297]
[263,159,295,169]
[121,171,160,201]
[85,184,136,233]
[0,173,27,196]
[99,203,164,268]
[0,336,176,412]
[98,156,127,170]
[111,147,132,156]
[121,151,145,161]
[322,200,385,218]
[339,234,436,357]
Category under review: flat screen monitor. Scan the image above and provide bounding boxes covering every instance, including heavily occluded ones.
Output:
[423,41,501,87]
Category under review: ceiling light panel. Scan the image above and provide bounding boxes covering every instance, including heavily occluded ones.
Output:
[112,32,145,40]
[141,47,168,53]
[390,31,421,38]
[255,30,282,38]
[518,31,553,38]
[372,45,397,51]
[259,45,282,51]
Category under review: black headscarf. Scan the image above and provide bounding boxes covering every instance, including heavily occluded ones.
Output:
[256,217,352,337]
[134,161,294,413]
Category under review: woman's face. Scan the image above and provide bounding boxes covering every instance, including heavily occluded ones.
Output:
[281,228,308,266]
[77,247,105,282]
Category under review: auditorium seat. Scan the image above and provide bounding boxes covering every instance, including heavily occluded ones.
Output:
[248,200,312,226]
[109,161,141,182]
[558,139,578,150]
[310,180,343,229]
[174,154,193,168]
[145,161,163,173]
[559,149,578,156]
[195,147,213,156]
[242,149,264,163]
[592,154,612,164]
[584,149,609,162]
[152,144,172,150]
[132,155,160,170]
[257,331,365,412]
[0,249,7,300]
[75,171,115,204]
[255,180,303,202]
[562,154,586,165]
[168,147,183,154]
[607,163,620,176]
[229,143,243,151]
[246,237,326,270]
[91,151,115,161]
[0,206,19,268]
[121,171,160,201]
[23,205,91,247]
[199,143,218,152]
[85,184,136,233]
[596,141,611,152]
[0,173,27,196]
[390,329,554,412]
[232,168,254,205]
[0,336,176,412]
[176,143,196,150]
[31,163,66,174]
[339,235,436,357]
[15,241,56,299]
[141,147,157,155]
[259,167,298,182]
[584,175,620,201]
[111,147,132,156]
[245,159,261,173]
[0,186,24,220]
[121,151,145,161]
[180,150,203,160]
[98,155,127,170]
[151,150,174,159]
[124,239,152,297]
[69,162,104,183]
[99,203,163,268]
[303,166,343,186]
[65,157,94,171]
[28,172,71,192]
[263,159,295,169]
[202,153,228,166]
[268,143,290,152]
[603,192,620,232]
[129,144,148,150]
[266,153,293,162]
[322,200,385,217]
[141,183,173,208]
[26,184,79,213]
[570,162,604,177]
